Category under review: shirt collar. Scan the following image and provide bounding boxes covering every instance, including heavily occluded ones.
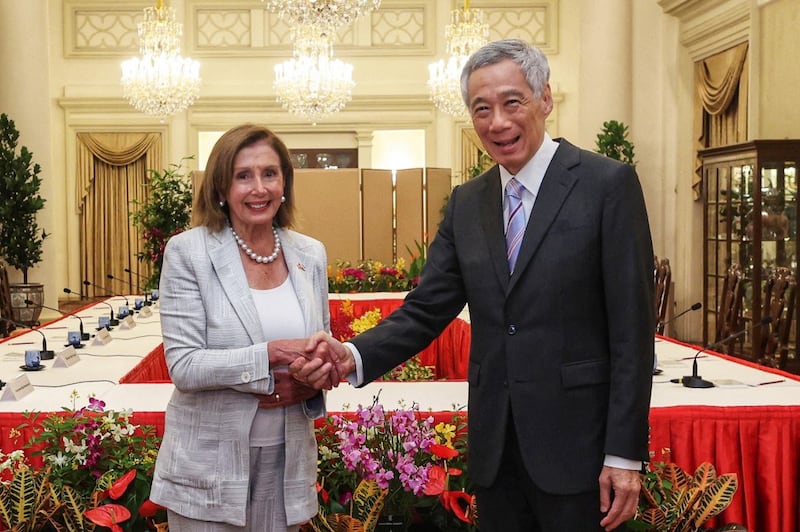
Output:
[499,133,558,198]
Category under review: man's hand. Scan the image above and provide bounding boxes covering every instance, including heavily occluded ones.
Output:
[268,338,340,389]
[288,332,355,389]
[599,465,641,531]
[254,369,319,408]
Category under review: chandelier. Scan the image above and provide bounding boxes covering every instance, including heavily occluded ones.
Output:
[273,26,355,123]
[121,0,201,118]
[264,0,381,28]
[428,0,489,118]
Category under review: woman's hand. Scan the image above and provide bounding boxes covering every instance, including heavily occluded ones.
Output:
[255,369,319,409]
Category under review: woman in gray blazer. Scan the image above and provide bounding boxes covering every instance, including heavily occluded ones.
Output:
[150,124,333,531]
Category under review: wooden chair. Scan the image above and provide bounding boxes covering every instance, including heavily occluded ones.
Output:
[0,264,16,337]
[715,264,744,354]
[654,257,671,334]
[758,267,796,370]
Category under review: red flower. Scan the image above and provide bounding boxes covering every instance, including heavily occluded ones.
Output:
[423,465,447,496]
[315,481,330,504]
[108,469,136,500]
[440,491,474,523]
[429,444,459,460]
[85,504,131,531]
[138,499,165,518]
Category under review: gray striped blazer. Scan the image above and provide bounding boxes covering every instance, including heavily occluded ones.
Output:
[150,225,329,526]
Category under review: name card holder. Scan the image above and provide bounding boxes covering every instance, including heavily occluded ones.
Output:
[139,306,153,318]
[1,374,33,401]
[92,328,113,345]
[54,346,81,368]
[119,315,137,329]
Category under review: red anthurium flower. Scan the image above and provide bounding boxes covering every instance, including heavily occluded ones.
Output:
[429,444,459,460]
[447,467,463,476]
[108,470,137,500]
[138,499,165,518]
[441,491,474,523]
[423,465,447,496]
[85,504,132,531]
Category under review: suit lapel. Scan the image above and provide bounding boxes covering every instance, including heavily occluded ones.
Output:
[207,228,265,344]
[280,231,317,335]
[508,140,580,293]
[478,167,512,291]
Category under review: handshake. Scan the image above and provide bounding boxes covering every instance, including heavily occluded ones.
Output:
[268,332,355,392]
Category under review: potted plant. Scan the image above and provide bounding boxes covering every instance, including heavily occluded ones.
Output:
[595,119,636,168]
[129,156,194,290]
[0,113,48,325]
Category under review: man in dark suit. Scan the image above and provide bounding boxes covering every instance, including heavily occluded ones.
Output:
[293,39,654,531]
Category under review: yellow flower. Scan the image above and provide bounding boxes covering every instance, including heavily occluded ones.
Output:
[350,309,383,335]
[434,422,457,447]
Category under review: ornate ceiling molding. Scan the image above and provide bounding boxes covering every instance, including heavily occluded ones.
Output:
[658,0,751,60]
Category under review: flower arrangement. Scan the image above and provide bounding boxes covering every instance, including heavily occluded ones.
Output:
[307,396,476,531]
[328,258,416,293]
[330,300,435,382]
[1,392,166,531]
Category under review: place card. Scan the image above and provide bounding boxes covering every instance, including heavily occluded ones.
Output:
[1,374,33,401]
[119,315,137,329]
[92,328,113,345]
[53,346,81,368]
[139,306,153,318]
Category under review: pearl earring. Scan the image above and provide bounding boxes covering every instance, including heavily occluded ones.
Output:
[219,200,225,207]
[281,196,286,203]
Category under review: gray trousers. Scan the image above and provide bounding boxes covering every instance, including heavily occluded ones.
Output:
[167,445,302,532]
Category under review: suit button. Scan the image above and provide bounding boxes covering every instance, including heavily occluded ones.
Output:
[503,380,509,387]
[241,371,252,383]
[508,325,517,335]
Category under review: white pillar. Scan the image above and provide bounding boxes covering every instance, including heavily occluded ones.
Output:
[577,0,633,148]
[0,1,62,313]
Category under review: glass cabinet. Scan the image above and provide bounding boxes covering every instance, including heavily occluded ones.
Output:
[701,140,800,362]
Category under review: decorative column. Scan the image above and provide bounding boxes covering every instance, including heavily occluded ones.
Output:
[577,0,633,148]
[0,1,62,311]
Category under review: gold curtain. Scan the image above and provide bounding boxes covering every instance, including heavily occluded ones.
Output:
[693,42,749,198]
[76,133,162,296]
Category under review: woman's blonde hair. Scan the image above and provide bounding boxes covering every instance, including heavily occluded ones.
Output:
[193,124,296,232]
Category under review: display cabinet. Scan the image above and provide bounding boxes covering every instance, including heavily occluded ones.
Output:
[701,140,800,365]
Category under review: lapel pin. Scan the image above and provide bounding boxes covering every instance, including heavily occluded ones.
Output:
[297,262,306,271]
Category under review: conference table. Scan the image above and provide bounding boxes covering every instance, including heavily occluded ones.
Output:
[1,294,799,532]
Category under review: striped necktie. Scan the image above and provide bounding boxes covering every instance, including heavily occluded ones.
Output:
[505,177,526,273]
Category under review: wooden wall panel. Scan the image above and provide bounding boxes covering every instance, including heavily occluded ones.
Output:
[396,168,424,265]
[293,169,361,264]
[361,169,393,263]
[425,168,452,243]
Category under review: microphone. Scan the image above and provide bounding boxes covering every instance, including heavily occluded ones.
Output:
[83,279,130,307]
[8,319,55,360]
[109,272,149,307]
[65,287,118,326]
[682,316,772,388]
[658,302,702,331]
[25,299,90,341]
[124,268,155,306]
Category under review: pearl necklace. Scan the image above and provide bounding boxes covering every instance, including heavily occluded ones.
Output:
[231,226,282,264]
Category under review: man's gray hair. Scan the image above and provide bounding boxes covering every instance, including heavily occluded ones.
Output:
[460,39,550,108]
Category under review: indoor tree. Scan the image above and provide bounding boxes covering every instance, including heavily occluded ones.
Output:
[0,113,48,284]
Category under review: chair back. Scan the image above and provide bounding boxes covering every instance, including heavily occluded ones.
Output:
[759,267,796,370]
[0,264,15,337]
[654,257,671,334]
[715,264,744,354]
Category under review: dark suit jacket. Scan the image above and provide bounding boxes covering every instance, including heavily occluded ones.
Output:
[351,139,655,495]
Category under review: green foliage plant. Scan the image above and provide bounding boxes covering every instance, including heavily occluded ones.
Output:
[0,113,48,283]
[129,156,194,290]
[595,120,636,168]
[627,457,740,532]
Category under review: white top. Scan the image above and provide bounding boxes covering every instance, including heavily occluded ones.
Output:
[249,277,305,446]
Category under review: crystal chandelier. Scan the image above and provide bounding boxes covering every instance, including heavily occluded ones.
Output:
[121,0,201,118]
[428,0,489,118]
[273,26,355,123]
[264,0,381,28]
